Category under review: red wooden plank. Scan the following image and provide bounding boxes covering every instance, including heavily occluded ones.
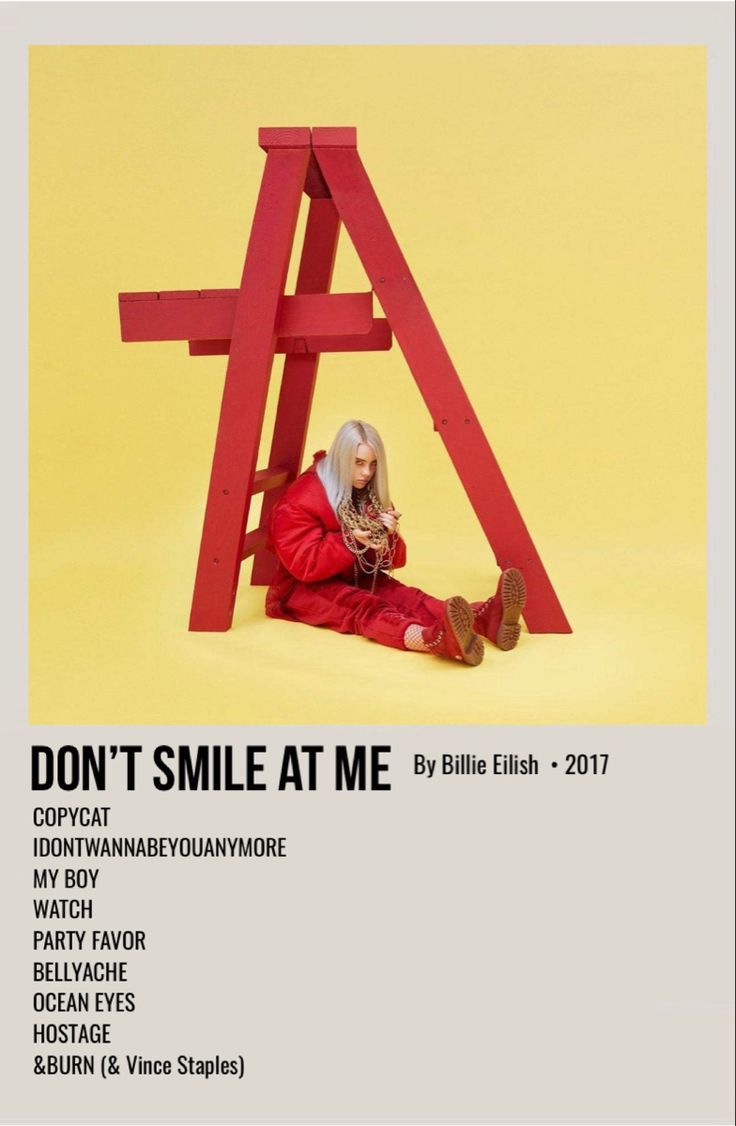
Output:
[188,145,310,630]
[121,294,233,341]
[314,143,571,634]
[252,466,290,494]
[187,340,237,356]
[119,290,372,343]
[119,291,159,302]
[241,528,268,559]
[278,292,371,336]
[311,127,357,147]
[251,196,342,585]
[258,127,311,151]
[281,320,391,354]
[188,318,392,356]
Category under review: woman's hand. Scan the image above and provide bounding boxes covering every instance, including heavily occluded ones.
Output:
[352,528,374,547]
[378,508,401,534]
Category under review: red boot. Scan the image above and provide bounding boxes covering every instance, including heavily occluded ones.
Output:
[421,596,484,666]
[472,568,527,651]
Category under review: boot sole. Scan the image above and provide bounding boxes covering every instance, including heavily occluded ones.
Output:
[446,596,485,666]
[495,568,527,651]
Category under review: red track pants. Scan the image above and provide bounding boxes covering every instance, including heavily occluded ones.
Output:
[283,573,446,650]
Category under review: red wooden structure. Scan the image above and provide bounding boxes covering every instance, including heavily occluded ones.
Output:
[119,125,571,635]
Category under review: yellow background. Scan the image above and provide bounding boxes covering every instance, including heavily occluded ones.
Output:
[29,46,706,724]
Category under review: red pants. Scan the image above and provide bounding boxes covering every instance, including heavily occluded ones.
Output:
[283,573,445,650]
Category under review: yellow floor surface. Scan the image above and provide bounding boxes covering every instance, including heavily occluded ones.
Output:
[30,529,705,725]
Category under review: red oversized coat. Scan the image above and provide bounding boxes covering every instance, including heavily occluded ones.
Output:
[265,452,407,621]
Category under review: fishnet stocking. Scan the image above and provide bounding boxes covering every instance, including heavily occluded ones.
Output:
[403,623,430,652]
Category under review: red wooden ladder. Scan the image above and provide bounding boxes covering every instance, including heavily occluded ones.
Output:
[119,125,571,635]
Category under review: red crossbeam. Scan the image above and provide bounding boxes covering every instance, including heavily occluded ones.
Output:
[119,290,373,343]
[187,318,392,356]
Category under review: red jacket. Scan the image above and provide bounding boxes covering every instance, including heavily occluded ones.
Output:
[265,452,407,619]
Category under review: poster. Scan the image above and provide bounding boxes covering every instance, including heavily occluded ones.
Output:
[2,2,733,1122]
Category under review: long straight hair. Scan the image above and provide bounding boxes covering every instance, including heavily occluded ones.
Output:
[316,420,390,515]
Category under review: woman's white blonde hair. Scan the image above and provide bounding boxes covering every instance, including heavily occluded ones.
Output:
[316,420,390,514]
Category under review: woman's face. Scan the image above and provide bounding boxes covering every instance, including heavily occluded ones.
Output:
[352,443,377,490]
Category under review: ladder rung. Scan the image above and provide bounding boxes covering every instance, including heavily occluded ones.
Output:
[242,528,267,560]
[252,466,290,494]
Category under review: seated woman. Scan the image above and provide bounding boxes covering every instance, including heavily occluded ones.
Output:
[265,420,526,666]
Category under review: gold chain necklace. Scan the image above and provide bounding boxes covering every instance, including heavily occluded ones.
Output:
[337,486,396,591]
